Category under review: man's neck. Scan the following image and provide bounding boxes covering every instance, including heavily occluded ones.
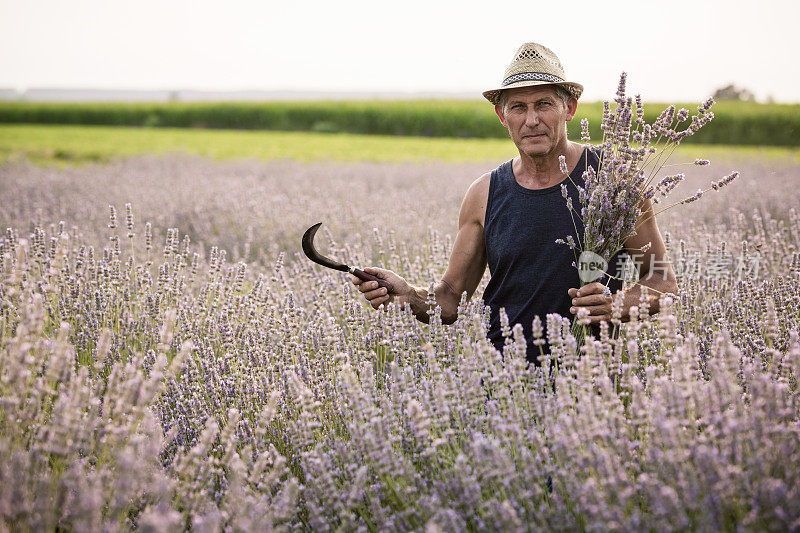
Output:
[513,140,583,190]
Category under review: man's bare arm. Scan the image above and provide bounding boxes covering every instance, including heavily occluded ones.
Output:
[618,197,679,317]
[437,173,490,322]
[352,173,490,324]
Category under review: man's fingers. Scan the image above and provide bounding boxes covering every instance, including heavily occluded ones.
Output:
[584,282,606,293]
[370,295,390,309]
[364,287,388,300]
[569,283,607,298]
[362,266,389,281]
[571,304,610,316]
[570,289,612,316]
[356,280,381,293]
[351,266,403,311]
[572,293,609,307]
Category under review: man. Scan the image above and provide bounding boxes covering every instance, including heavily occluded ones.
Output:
[353,42,678,361]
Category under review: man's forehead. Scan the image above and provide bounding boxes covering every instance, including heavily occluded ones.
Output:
[504,85,560,101]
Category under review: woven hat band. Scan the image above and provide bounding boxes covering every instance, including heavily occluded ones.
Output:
[502,72,565,87]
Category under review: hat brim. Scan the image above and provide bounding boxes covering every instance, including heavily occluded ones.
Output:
[483,80,583,105]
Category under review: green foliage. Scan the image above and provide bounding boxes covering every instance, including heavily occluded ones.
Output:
[0,100,797,146]
[2,124,798,169]
[0,124,518,165]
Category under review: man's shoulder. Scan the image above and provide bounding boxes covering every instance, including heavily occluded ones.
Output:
[465,171,492,202]
[458,171,493,226]
[469,157,514,195]
[473,170,493,187]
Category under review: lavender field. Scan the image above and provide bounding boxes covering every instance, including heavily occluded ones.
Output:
[1,152,799,531]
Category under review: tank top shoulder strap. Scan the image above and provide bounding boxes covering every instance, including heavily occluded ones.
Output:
[486,159,514,224]
[587,146,602,171]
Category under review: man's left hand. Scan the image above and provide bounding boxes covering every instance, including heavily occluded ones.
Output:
[567,282,613,324]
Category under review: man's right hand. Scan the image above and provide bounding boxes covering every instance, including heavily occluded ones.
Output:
[351,267,410,310]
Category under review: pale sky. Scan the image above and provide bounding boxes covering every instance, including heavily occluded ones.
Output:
[1,0,799,102]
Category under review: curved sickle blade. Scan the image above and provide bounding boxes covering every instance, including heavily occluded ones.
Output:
[302,222,350,272]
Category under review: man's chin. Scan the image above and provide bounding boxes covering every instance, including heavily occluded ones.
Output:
[517,137,552,156]
[521,145,552,158]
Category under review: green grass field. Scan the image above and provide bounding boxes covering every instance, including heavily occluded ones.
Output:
[0,124,517,165]
[1,99,798,146]
[1,124,798,167]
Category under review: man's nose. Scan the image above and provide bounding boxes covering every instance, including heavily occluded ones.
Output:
[524,109,540,127]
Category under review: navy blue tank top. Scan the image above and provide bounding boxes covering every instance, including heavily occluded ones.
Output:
[482,148,622,362]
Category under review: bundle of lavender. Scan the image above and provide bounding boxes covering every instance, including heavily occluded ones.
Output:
[556,72,739,338]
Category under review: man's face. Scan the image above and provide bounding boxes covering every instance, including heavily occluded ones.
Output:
[494,85,577,158]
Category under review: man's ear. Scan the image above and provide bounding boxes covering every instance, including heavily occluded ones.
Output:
[495,104,508,128]
[565,97,578,122]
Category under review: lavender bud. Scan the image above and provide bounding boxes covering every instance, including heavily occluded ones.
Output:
[558,155,568,175]
[615,72,627,103]
[125,203,135,238]
[580,118,591,142]
[108,205,117,229]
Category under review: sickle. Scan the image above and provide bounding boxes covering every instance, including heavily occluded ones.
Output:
[302,223,394,292]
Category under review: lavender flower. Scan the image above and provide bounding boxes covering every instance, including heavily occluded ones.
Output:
[0,136,793,532]
[581,118,591,142]
[559,155,568,175]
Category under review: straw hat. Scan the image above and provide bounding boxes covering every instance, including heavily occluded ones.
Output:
[482,42,583,105]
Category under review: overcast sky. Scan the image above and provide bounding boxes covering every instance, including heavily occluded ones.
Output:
[1,0,798,102]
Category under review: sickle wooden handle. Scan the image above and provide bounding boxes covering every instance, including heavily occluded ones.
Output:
[352,268,394,293]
